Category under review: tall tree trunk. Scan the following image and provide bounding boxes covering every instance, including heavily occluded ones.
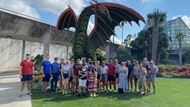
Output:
[157,49,161,64]
[151,28,159,64]
[179,40,182,65]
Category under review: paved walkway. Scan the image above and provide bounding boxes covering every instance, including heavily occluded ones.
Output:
[0,69,32,107]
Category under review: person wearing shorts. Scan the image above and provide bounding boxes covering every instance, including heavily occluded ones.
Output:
[107,59,116,92]
[77,64,88,97]
[101,61,108,92]
[19,54,34,97]
[132,61,139,92]
[137,63,147,95]
[148,61,158,94]
[114,59,120,84]
[96,61,102,92]
[68,59,74,91]
[72,59,82,95]
[126,60,133,91]
[61,61,70,94]
[41,55,51,93]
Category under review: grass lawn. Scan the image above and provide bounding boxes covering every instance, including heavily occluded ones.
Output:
[32,78,190,107]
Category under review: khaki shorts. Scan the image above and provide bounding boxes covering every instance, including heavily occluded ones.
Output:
[138,79,146,87]
[148,78,155,85]
[72,76,79,83]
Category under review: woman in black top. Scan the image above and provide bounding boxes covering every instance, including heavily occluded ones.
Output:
[77,64,87,97]
[126,60,133,92]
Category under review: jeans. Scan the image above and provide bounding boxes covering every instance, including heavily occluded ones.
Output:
[51,73,59,90]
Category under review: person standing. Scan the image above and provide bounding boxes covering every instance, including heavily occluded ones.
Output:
[19,54,34,97]
[41,55,51,93]
[86,58,92,69]
[101,61,108,92]
[137,63,147,96]
[126,60,133,92]
[87,67,97,97]
[50,57,59,92]
[77,64,88,97]
[148,61,158,94]
[118,62,128,93]
[114,59,120,84]
[68,59,74,92]
[96,61,102,92]
[59,58,65,93]
[72,59,82,95]
[131,61,139,93]
[142,58,149,68]
[107,59,116,92]
[61,61,70,94]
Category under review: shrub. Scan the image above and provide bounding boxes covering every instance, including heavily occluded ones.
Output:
[171,66,190,78]
[178,66,189,72]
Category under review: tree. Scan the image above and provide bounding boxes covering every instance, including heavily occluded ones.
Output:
[176,32,186,65]
[115,46,132,63]
[147,9,167,64]
[124,34,132,47]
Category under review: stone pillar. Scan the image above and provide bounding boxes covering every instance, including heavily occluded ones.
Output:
[42,26,51,60]
[22,40,25,61]
[66,46,69,61]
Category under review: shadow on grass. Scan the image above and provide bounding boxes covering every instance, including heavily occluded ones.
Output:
[32,89,151,102]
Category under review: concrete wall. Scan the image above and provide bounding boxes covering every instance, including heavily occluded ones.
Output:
[0,38,72,69]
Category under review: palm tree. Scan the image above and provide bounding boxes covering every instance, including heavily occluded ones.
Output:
[124,34,132,47]
[176,32,186,65]
[147,9,166,63]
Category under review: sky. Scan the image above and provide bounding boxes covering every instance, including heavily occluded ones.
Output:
[0,0,190,44]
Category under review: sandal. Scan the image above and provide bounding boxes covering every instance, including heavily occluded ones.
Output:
[27,93,32,96]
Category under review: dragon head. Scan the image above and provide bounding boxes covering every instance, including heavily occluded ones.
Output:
[90,0,112,22]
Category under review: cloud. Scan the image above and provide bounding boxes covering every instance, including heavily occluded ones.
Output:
[87,21,94,35]
[29,0,86,16]
[110,35,122,45]
[0,0,40,19]
[172,15,190,27]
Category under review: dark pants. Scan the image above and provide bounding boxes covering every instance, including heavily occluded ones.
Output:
[51,73,59,91]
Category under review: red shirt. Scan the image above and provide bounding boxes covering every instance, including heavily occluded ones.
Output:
[73,64,82,76]
[20,60,34,75]
[108,64,116,76]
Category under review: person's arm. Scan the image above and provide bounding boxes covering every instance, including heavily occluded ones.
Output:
[20,66,23,78]
[41,62,45,77]
[61,66,64,79]
[100,66,102,79]
[32,63,35,75]
[94,71,97,83]
[50,65,52,76]
[72,67,75,77]
[152,67,158,74]
[126,67,128,78]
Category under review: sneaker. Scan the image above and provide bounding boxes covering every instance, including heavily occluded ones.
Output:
[114,90,117,92]
[153,91,156,95]
[93,93,96,97]
[62,92,65,95]
[133,90,137,93]
[109,89,112,92]
[127,89,130,91]
[147,90,150,93]
[77,94,81,97]
[90,94,93,97]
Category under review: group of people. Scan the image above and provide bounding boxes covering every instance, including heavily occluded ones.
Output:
[19,54,158,97]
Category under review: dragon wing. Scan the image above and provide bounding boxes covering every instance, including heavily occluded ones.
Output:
[89,2,145,49]
[56,6,78,31]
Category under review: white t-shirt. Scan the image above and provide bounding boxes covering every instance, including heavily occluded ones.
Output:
[102,65,108,74]
[133,65,140,75]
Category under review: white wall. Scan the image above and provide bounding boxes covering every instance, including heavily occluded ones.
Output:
[0,38,72,69]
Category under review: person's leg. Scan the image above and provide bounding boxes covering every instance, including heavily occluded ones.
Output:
[55,74,59,91]
[51,76,54,91]
[130,77,133,91]
[20,82,25,96]
[44,82,48,91]
[76,76,79,92]
[127,77,130,90]
[62,79,65,94]
[66,79,69,93]
[42,82,45,92]
[27,81,31,94]
[59,76,62,92]
[113,77,116,91]
[152,78,156,94]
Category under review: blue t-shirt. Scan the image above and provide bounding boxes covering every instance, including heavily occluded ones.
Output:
[149,65,158,79]
[51,62,59,73]
[115,64,120,72]
[42,61,51,74]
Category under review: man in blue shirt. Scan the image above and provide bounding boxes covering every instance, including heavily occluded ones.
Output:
[41,55,51,93]
[148,61,158,94]
[50,57,59,92]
